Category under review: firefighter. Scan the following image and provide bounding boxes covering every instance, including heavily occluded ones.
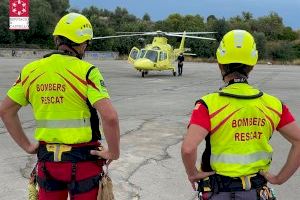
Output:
[181,30,300,200]
[0,13,120,200]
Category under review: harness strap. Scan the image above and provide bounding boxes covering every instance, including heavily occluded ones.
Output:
[38,162,67,191]
[37,176,68,191]
[38,162,102,194]
[68,174,102,194]
[37,174,102,194]
[69,163,77,200]
[198,173,267,193]
[37,143,100,162]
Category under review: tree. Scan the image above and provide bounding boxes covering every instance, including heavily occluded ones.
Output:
[45,0,69,16]
[82,6,114,51]
[142,13,151,21]
[266,41,297,61]
[207,18,230,42]
[278,27,298,41]
[207,15,217,23]
[256,12,284,40]
[0,0,15,45]
[253,32,267,59]
[242,11,253,21]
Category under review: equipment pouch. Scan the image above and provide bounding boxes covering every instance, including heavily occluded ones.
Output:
[258,186,276,200]
[97,146,114,200]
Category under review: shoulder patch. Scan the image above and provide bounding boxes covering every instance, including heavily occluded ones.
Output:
[100,80,106,88]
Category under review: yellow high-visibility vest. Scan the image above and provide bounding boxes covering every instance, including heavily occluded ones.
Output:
[201,83,282,177]
[8,53,109,144]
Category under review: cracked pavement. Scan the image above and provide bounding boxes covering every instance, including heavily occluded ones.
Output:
[0,59,300,199]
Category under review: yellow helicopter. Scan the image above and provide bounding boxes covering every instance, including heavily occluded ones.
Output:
[93,31,216,77]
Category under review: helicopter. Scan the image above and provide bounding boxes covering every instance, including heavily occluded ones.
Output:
[93,31,216,77]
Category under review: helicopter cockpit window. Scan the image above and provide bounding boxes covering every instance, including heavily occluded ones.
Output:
[129,49,139,60]
[145,50,158,62]
[159,51,167,61]
[139,49,147,58]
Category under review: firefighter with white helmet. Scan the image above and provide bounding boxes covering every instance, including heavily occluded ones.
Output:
[181,30,300,200]
[0,13,120,200]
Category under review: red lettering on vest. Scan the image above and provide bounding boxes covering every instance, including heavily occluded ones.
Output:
[234,131,263,141]
[41,96,64,104]
[232,117,266,128]
[37,83,66,92]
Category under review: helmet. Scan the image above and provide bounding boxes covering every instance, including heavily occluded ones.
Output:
[53,13,93,44]
[216,30,258,66]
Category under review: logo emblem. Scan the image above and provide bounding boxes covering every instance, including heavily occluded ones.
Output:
[11,0,27,16]
[100,80,106,88]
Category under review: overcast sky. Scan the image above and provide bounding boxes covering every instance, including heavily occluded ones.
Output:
[70,0,300,30]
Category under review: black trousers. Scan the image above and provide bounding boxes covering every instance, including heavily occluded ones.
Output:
[178,63,183,75]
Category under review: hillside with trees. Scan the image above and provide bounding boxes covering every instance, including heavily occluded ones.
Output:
[0,0,299,62]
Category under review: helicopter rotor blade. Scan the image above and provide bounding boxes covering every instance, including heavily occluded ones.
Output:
[93,33,154,40]
[116,31,217,35]
[166,33,216,41]
[168,32,217,35]
[116,31,149,34]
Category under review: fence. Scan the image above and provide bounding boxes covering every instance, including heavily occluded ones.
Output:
[0,48,119,60]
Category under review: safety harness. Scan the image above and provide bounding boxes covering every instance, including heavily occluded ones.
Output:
[35,142,106,200]
[37,161,103,195]
[197,174,276,200]
[198,173,266,193]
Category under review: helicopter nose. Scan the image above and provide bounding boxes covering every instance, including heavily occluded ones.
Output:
[134,59,155,70]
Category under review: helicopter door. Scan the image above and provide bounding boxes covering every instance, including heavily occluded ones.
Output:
[157,51,169,69]
[128,47,140,64]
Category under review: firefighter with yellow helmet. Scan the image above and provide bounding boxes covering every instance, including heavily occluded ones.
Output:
[181,30,300,200]
[0,13,120,199]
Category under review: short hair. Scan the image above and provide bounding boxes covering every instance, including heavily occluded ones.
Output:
[221,63,253,78]
[54,36,81,47]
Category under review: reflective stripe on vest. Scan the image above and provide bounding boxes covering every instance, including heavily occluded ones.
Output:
[36,119,90,128]
[201,83,282,177]
[211,151,272,164]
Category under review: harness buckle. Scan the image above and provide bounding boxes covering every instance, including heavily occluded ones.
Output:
[240,174,256,190]
[46,144,72,162]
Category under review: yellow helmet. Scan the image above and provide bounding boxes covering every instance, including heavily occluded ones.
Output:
[53,13,93,44]
[216,30,258,66]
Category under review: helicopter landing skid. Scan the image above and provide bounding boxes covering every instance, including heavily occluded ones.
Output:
[172,70,176,76]
[141,70,148,77]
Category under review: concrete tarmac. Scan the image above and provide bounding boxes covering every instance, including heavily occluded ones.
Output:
[0,58,299,200]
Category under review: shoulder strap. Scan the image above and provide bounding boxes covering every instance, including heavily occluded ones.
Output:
[43,51,71,58]
[218,91,264,99]
[85,66,101,141]
[86,66,96,80]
